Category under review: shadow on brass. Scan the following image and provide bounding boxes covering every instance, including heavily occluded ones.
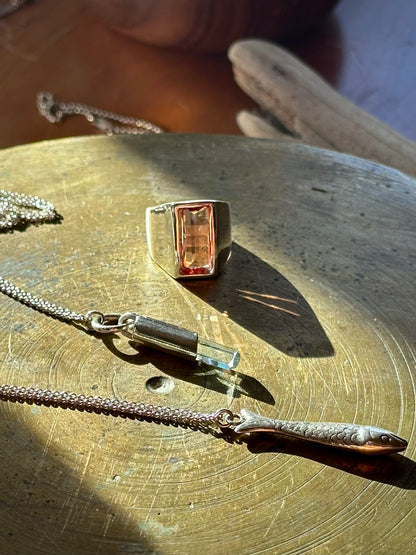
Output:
[101,335,275,406]
[246,432,416,490]
[184,242,334,358]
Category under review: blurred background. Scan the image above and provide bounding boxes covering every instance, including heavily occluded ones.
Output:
[0,0,415,149]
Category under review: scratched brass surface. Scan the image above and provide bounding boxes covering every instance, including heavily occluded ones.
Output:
[0,134,415,555]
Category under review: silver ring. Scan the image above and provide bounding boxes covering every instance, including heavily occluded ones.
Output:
[146,200,232,279]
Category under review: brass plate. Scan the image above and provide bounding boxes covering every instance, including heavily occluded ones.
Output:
[0,134,415,554]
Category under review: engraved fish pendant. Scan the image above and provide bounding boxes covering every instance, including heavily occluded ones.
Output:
[233,409,407,454]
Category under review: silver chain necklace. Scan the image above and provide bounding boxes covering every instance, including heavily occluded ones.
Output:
[0,189,407,454]
[36,92,164,136]
[0,190,87,323]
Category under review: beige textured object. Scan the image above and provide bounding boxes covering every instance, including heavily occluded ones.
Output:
[0,134,415,554]
[229,39,416,177]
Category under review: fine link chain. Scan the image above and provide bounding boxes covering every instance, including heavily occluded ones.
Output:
[0,189,87,323]
[0,189,58,230]
[0,384,229,431]
[36,92,165,136]
[0,277,86,323]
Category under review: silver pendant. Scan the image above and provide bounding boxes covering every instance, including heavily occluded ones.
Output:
[233,409,407,454]
[87,311,240,373]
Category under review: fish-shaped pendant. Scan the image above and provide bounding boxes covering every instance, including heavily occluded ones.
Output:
[234,409,407,454]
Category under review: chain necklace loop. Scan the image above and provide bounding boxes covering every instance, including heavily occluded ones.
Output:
[0,189,59,230]
[36,92,165,136]
[0,189,87,322]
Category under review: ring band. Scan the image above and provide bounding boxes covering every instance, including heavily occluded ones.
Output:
[146,200,231,279]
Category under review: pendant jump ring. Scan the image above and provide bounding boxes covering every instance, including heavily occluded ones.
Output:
[85,311,126,334]
[214,408,240,428]
[118,312,139,327]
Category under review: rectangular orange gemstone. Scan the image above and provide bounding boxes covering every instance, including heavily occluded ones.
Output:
[175,203,215,276]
